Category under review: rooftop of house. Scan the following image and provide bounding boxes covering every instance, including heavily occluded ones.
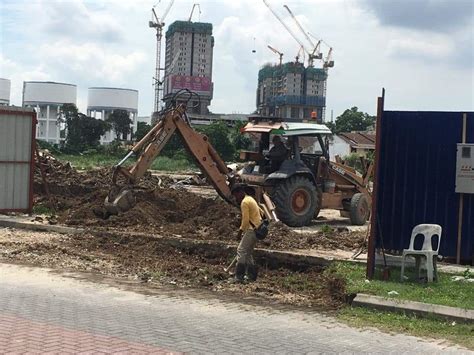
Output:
[338,131,376,148]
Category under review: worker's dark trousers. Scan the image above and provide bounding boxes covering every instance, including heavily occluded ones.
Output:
[237,229,257,266]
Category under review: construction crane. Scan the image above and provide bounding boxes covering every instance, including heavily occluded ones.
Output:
[149,0,175,113]
[267,45,283,65]
[188,3,201,22]
[262,0,311,64]
[295,45,305,64]
[308,32,323,61]
[323,47,334,68]
[283,5,322,66]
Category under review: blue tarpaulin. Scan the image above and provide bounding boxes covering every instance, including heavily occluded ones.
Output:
[375,111,474,261]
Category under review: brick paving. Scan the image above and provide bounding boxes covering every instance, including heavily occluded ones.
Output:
[0,263,470,354]
[0,313,175,354]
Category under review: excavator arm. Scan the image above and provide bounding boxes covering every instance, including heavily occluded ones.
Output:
[105,104,235,214]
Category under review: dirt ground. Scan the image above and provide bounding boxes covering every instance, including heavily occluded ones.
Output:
[33,153,366,253]
[0,227,346,309]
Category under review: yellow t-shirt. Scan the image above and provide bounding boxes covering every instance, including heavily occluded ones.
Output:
[239,195,263,231]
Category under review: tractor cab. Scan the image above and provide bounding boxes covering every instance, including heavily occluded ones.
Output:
[238,116,332,184]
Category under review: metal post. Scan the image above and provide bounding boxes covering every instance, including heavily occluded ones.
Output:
[456,113,467,264]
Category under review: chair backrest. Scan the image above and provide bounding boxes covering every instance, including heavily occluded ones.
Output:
[409,224,442,252]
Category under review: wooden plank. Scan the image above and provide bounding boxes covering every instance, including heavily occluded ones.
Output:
[367,90,384,279]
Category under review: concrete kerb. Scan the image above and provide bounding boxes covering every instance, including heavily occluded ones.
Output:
[352,293,474,324]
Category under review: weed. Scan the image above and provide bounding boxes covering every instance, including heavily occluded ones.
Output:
[320,224,333,234]
[32,204,55,216]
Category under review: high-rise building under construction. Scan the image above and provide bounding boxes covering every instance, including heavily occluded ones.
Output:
[163,21,214,114]
[256,62,328,122]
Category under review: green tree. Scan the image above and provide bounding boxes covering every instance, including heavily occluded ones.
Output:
[230,121,251,160]
[198,121,235,161]
[330,107,375,134]
[60,103,109,152]
[106,109,132,140]
[135,121,152,141]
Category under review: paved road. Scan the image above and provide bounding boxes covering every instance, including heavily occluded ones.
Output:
[0,263,468,354]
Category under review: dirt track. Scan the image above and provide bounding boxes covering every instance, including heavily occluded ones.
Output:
[0,227,346,309]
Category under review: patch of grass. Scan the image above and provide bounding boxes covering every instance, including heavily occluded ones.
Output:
[327,262,474,310]
[32,204,55,216]
[338,306,474,350]
[320,224,333,234]
[56,153,194,172]
[57,154,122,170]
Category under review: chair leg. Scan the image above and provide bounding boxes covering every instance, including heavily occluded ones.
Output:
[433,255,438,282]
[415,256,421,281]
[426,256,434,282]
[400,255,406,282]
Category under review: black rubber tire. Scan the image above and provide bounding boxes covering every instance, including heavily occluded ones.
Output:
[314,188,323,219]
[273,176,319,227]
[349,193,370,225]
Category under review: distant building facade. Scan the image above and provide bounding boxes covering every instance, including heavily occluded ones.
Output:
[0,78,11,106]
[256,62,327,122]
[87,87,138,144]
[22,81,77,144]
[329,131,376,160]
[163,20,214,114]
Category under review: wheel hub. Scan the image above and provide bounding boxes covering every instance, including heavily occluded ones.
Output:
[291,189,310,215]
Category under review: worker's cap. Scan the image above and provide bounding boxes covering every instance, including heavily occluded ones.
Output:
[272,135,282,143]
[230,183,247,194]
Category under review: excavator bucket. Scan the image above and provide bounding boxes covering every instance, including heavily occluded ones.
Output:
[104,186,136,215]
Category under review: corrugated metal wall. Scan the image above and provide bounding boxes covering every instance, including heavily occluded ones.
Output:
[0,107,36,212]
[375,111,474,261]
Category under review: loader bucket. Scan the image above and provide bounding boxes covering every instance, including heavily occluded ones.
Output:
[104,187,136,215]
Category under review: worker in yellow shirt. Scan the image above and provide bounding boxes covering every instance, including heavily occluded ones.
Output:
[231,184,262,283]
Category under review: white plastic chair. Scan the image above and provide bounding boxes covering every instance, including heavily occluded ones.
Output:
[400,224,442,282]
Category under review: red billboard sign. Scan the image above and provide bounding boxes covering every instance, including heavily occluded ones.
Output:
[170,75,212,93]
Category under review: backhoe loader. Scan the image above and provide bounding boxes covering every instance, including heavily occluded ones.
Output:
[104,97,277,221]
[105,90,371,228]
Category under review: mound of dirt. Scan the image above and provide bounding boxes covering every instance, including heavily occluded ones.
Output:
[33,152,365,252]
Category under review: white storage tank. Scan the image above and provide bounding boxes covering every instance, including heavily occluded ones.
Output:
[23,81,77,144]
[0,78,11,106]
[87,87,139,143]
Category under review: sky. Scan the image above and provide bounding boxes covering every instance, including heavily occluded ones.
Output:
[0,0,473,120]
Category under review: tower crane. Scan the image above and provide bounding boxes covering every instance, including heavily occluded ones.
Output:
[295,45,305,64]
[323,46,334,68]
[267,45,283,65]
[188,3,201,22]
[262,0,311,64]
[283,5,322,65]
[149,0,175,113]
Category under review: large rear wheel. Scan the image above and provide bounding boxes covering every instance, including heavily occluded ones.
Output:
[273,176,320,227]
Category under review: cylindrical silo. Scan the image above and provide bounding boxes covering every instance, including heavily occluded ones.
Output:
[0,78,11,106]
[22,81,77,144]
[87,87,139,144]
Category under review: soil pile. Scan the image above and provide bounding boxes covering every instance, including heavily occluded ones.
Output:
[33,152,365,252]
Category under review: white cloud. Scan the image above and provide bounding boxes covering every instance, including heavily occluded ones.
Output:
[36,41,147,83]
[386,35,453,60]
